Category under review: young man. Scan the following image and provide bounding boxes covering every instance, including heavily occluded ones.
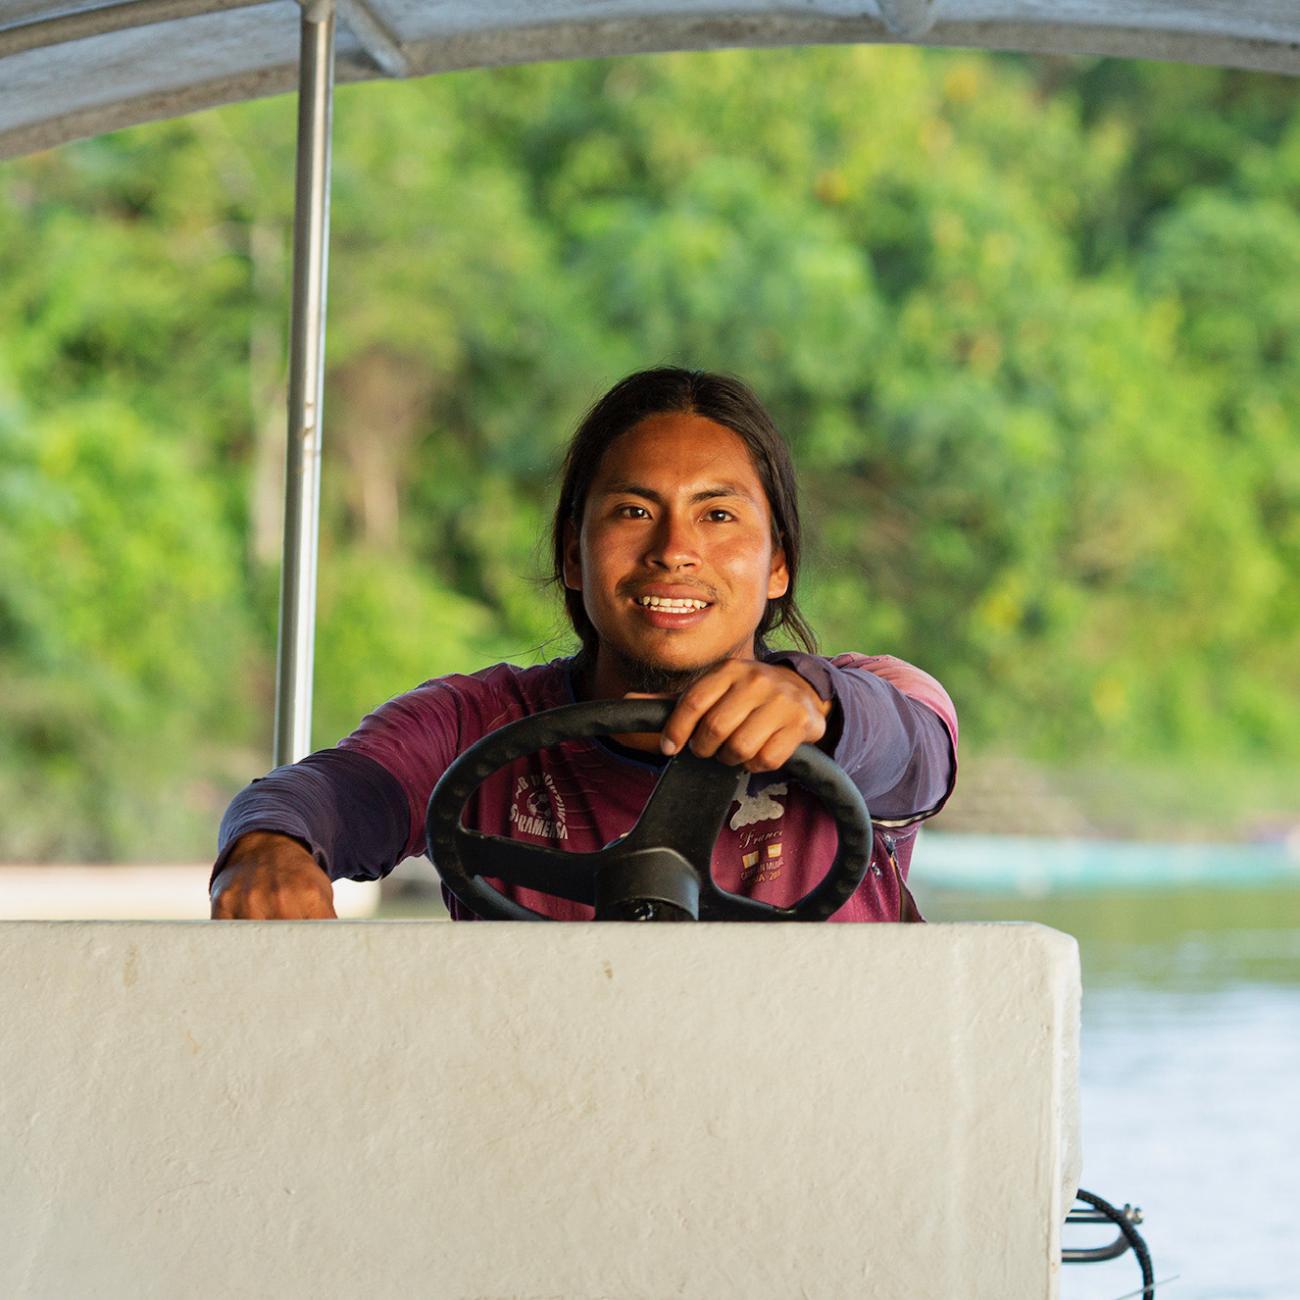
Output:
[211,368,957,921]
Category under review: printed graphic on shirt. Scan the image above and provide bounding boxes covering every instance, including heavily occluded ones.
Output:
[729,777,788,830]
[731,775,788,884]
[509,773,568,841]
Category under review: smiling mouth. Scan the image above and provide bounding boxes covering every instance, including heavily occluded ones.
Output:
[635,595,711,612]
[630,594,715,630]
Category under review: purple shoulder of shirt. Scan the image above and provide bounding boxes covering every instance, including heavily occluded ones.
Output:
[216,652,957,884]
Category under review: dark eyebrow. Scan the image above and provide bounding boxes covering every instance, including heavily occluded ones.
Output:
[599,480,757,505]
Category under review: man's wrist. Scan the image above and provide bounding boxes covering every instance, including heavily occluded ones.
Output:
[775,664,832,719]
[764,650,833,700]
[765,654,842,753]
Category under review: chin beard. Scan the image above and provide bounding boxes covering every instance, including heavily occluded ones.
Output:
[611,647,727,695]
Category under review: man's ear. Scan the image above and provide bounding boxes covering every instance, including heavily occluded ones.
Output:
[767,546,790,600]
[562,519,583,591]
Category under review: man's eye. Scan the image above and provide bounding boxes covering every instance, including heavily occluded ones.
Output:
[705,508,734,523]
[617,505,650,519]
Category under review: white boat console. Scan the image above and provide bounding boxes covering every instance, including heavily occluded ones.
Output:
[1,920,1078,1297]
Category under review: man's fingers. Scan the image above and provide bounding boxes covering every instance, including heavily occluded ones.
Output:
[211,887,336,919]
[682,684,765,758]
[743,723,809,773]
[301,889,339,920]
[660,661,828,762]
[660,673,737,755]
[709,702,801,768]
[210,863,336,920]
[211,883,267,919]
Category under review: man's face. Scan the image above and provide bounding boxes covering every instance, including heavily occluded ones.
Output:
[564,411,789,694]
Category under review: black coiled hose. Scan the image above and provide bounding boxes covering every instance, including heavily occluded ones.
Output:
[1073,1186,1156,1297]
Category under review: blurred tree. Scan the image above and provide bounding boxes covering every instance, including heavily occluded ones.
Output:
[0,44,1297,857]
[0,386,252,858]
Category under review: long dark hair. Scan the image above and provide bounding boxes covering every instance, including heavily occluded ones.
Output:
[551,367,817,659]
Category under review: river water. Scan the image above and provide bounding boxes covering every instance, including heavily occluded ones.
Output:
[919,870,1300,1300]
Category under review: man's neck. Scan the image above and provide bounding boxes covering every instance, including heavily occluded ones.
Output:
[585,644,754,700]
[577,643,751,754]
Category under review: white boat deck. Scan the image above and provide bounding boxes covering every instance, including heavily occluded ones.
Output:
[0,864,380,919]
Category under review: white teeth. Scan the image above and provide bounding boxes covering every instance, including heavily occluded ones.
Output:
[638,596,708,611]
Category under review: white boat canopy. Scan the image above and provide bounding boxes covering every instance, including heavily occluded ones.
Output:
[4,0,1299,162]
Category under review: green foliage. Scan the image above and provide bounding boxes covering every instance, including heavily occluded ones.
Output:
[0,381,252,858]
[0,46,1297,858]
[312,546,525,749]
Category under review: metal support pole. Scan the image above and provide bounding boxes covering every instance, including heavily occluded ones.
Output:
[273,0,335,766]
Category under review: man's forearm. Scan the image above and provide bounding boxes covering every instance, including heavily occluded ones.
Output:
[216,747,410,885]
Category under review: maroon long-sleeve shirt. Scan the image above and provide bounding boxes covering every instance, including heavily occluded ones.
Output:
[217,651,957,921]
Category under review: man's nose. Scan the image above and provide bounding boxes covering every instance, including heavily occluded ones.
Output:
[644,511,700,570]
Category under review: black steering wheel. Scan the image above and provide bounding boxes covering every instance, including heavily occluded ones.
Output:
[424,698,873,921]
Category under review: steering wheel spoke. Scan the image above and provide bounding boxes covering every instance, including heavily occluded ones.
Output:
[620,752,741,867]
[452,830,598,905]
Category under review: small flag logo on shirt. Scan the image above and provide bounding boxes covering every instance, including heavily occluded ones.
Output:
[741,839,784,885]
